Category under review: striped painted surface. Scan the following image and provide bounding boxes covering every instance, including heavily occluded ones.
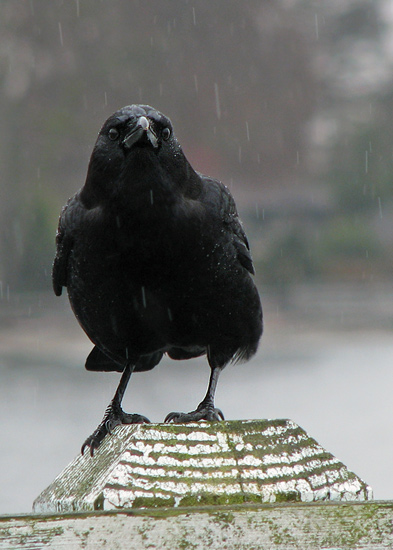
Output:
[33,419,372,513]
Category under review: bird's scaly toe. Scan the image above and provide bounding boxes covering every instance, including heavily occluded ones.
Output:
[120,412,151,425]
[81,424,108,456]
[164,405,224,424]
[82,407,150,455]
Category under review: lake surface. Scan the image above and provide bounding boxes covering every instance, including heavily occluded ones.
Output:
[0,286,392,515]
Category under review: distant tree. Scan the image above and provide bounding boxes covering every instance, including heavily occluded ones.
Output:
[0,0,319,288]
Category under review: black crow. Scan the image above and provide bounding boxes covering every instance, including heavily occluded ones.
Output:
[53,104,262,455]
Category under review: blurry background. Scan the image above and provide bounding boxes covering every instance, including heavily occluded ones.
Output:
[0,0,392,514]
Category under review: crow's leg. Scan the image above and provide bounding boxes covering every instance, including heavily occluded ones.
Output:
[165,363,224,423]
[81,363,150,456]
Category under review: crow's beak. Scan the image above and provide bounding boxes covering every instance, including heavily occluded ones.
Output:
[123,116,159,149]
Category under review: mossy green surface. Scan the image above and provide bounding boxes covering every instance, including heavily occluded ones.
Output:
[33,420,372,515]
[1,502,393,549]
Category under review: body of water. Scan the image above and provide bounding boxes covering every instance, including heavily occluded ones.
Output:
[0,286,392,514]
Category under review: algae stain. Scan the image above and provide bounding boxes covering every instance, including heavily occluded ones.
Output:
[275,491,301,503]
[132,496,175,508]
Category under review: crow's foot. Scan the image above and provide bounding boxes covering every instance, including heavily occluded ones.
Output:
[164,403,224,424]
[81,406,150,456]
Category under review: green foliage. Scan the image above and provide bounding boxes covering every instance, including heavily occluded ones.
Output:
[1,0,393,289]
[254,214,383,287]
[329,126,393,216]
[318,218,381,259]
[258,228,320,287]
[16,189,58,290]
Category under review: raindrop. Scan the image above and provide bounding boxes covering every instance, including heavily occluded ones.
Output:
[192,6,196,25]
[159,83,163,97]
[0,281,2,300]
[369,141,372,153]
[58,22,64,47]
[214,83,221,120]
[150,190,154,205]
[167,308,173,321]
[193,74,199,94]
[365,150,368,173]
[141,286,147,308]
[76,0,80,17]
[238,146,242,163]
[378,197,383,219]
[255,204,259,218]
[296,151,300,165]
[314,14,319,41]
[13,220,23,255]
[257,153,261,164]
[116,216,121,228]
[245,121,250,142]
[104,91,108,106]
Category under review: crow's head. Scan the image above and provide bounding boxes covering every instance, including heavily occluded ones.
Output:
[82,105,196,208]
[101,104,173,153]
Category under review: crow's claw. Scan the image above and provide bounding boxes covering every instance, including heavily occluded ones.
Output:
[81,423,108,457]
[81,407,150,456]
[164,405,224,424]
[121,413,151,425]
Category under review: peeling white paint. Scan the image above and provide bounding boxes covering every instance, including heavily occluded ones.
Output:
[187,430,219,441]
[260,424,291,437]
[33,419,373,513]
[309,473,327,488]
[239,455,262,467]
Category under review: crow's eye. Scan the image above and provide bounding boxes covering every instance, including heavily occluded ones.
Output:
[162,127,171,141]
[108,128,120,141]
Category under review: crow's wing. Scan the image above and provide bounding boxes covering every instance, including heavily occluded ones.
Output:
[52,194,81,296]
[199,175,255,275]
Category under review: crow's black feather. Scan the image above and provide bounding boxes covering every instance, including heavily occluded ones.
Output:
[53,104,263,454]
